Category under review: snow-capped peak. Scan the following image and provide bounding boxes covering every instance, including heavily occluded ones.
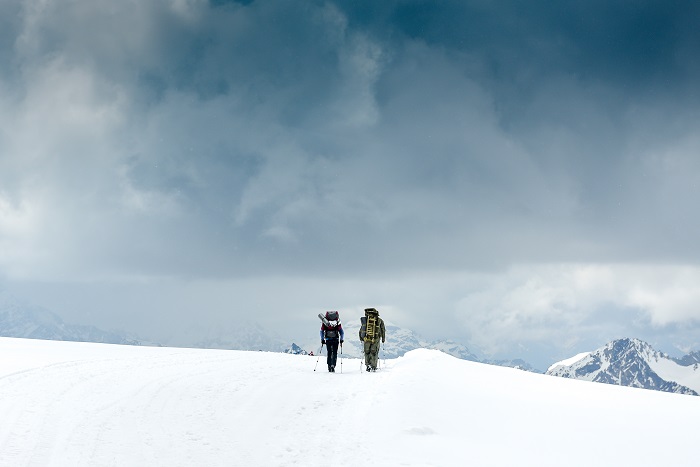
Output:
[546,338,700,395]
[547,351,591,373]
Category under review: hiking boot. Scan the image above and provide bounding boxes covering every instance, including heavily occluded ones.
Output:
[331,366,335,372]
[366,365,371,372]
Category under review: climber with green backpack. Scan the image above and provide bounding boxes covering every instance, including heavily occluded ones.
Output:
[359,307,385,372]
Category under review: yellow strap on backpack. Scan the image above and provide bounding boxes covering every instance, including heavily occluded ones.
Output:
[365,314,377,341]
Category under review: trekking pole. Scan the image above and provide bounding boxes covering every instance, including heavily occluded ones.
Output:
[314,343,324,372]
[340,342,343,374]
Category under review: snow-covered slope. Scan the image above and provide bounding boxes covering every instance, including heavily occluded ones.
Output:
[547,338,700,395]
[1,337,698,466]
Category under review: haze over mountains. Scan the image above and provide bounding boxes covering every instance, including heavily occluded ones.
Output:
[0,292,141,346]
[3,294,699,396]
[0,297,534,370]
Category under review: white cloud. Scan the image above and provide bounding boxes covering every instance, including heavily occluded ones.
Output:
[0,195,41,277]
[623,266,700,326]
[453,264,700,356]
[0,195,35,237]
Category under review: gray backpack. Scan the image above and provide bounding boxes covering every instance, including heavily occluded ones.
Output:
[319,311,341,339]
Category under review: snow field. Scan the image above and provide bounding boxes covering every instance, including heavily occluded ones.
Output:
[1,337,698,466]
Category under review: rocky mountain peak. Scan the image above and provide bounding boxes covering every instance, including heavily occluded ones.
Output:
[548,338,698,396]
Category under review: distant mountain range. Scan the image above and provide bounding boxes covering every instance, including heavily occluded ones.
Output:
[547,338,700,396]
[3,296,697,396]
[188,320,288,353]
[0,293,142,346]
[0,292,538,373]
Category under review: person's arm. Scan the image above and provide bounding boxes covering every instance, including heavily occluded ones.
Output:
[320,327,325,344]
[380,320,386,343]
[339,325,344,342]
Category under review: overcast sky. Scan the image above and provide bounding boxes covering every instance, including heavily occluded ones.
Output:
[1,0,700,368]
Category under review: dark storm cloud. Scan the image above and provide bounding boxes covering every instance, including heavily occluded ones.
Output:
[3,0,700,366]
[2,0,700,279]
[344,0,700,91]
[1,0,373,277]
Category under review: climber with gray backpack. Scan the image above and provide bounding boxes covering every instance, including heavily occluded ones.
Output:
[359,307,385,372]
[319,311,344,372]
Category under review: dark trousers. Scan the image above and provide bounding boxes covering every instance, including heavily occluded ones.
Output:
[326,339,339,367]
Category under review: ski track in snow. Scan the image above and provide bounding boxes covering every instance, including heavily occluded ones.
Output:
[1,337,699,466]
